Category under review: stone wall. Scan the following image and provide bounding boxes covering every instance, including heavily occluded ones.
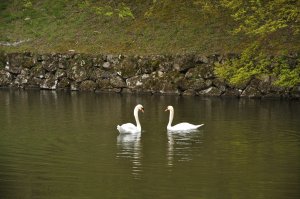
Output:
[0,52,299,99]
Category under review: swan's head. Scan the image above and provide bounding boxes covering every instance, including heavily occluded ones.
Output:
[136,104,144,113]
[165,105,174,112]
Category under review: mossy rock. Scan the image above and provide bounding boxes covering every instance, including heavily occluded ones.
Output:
[110,76,126,88]
[57,77,70,89]
[40,74,57,90]
[7,53,35,69]
[198,87,223,96]
[58,57,71,69]
[31,65,46,78]
[55,69,67,80]
[222,89,240,97]
[177,78,207,91]
[92,55,105,68]
[90,68,111,81]
[182,89,196,96]
[173,54,195,72]
[136,56,160,74]
[67,65,89,82]
[26,77,42,89]
[0,51,6,69]
[117,56,137,78]
[186,64,215,79]
[42,56,59,72]
[290,85,300,98]
[97,78,112,89]
[79,80,97,91]
[0,70,11,86]
[241,86,261,98]
[159,81,180,95]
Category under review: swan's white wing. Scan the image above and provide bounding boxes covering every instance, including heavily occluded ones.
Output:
[169,122,204,131]
[117,123,139,133]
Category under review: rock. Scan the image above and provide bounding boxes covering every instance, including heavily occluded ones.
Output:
[241,86,261,98]
[186,65,215,80]
[27,77,42,88]
[126,75,144,89]
[13,69,30,87]
[159,81,180,95]
[177,78,207,91]
[31,65,46,78]
[222,89,240,97]
[102,62,110,69]
[158,58,173,72]
[208,54,221,64]
[194,55,209,64]
[262,93,281,98]
[58,58,70,69]
[0,70,11,86]
[7,53,35,69]
[290,85,300,98]
[40,74,57,90]
[96,88,122,93]
[67,65,89,82]
[90,68,111,81]
[110,76,126,88]
[5,64,21,74]
[173,54,195,72]
[97,78,111,89]
[55,69,67,80]
[182,89,196,96]
[42,60,58,72]
[212,78,227,91]
[117,56,137,78]
[105,54,120,64]
[57,77,70,89]
[136,56,160,74]
[198,87,222,96]
[79,80,97,91]
[70,82,79,91]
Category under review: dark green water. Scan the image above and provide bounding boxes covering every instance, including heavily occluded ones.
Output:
[0,90,300,199]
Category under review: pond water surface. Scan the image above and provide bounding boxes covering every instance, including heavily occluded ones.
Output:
[0,90,300,199]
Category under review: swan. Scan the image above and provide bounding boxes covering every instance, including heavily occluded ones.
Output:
[165,105,204,132]
[117,104,144,133]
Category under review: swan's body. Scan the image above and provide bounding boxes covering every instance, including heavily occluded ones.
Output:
[165,106,204,132]
[117,104,144,133]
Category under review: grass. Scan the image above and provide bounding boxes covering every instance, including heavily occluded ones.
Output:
[0,0,299,55]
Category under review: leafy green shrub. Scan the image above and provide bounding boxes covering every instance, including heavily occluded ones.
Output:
[272,57,300,87]
[215,43,270,85]
[216,43,300,88]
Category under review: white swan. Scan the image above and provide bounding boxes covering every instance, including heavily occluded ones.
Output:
[117,104,144,133]
[165,105,204,131]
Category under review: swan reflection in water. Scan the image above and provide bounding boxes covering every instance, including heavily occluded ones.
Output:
[116,132,142,178]
[167,129,203,167]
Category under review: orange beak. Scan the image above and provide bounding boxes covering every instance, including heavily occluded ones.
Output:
[141,108,144,113]
[165,108,168,111]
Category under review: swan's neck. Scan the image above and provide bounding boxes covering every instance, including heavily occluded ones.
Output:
[167,109,174,128]
[134,107,141,131]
